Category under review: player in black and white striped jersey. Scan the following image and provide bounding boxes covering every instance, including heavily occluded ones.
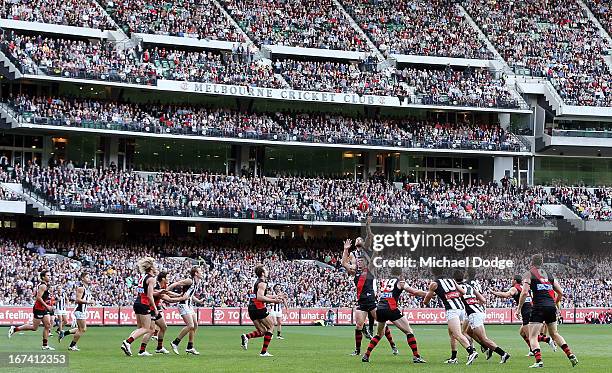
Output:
[58,272,93,351]
[424,268,478,366]
[54,286,69,336]
[459,268,510,364]
[169,266,205,355]
[270,284,287,340]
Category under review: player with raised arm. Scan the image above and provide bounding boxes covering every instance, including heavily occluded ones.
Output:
[240,265,284,357]
[121,257,161,357]
[8,270,55,350]
[149,271,183,354]
[518,254,577,368]
[270,284,287,340]
[169,266,205,355]
[361,267,426,364]
[341,218,397,357]
[493,275,556,356]
[460,269,510,364]
[424,268,478,365]
[58,272,94,351]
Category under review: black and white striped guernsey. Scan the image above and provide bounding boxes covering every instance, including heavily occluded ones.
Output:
[179,279,198,307]
[435,279,465,310]
[56,291,67,311]
[75,284,92,313]
[461,280,485,315]
[270,302,283,313]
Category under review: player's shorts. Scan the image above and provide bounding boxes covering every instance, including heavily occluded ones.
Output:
[357,298,377,312]
[530,306,557,324]
[33,308,51,319]
[73,311,87,320]
[133,303,153,316]
[468,312,486,329]
[376,308,403,323]
[270,310,283,319]
[248,307,269,321]
[151,312,163,321]
[521,306,532,326]
[177,304,195,316]
[446,309,466,322]
[55,310,68,317]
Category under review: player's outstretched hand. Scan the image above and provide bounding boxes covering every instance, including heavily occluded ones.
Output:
[343,239,352,250]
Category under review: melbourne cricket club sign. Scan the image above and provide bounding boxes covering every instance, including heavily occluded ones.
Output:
[158,80,397,107]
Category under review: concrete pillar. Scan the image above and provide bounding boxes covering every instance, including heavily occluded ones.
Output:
[238,224,255,242]
[159,220,170,236]
[498,113,510,130]
[107,137,119,167]
[493,156,514,182]
[42,136,53,166]
[366,151,377,178]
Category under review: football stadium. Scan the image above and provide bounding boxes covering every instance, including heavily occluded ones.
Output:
[0,0,611,371]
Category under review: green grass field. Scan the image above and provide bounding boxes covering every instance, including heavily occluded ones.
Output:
[1,325,610,372]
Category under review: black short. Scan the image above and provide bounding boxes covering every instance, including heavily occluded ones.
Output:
[357,299,377,312]
[530,306,557,324]
[151,312,163,321]
[33,309,50,320]
[133,303,154,316]
[376,308,403,323]
[521,306,532,326]
[248,307,269,321]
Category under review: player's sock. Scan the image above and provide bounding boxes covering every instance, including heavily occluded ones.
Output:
[69,341,77,348]
[157,339,163,350]
[494,347,506,356]
[246,330,264,339]
[533,348,542,362]
[384,326,395,347]
[64,330,72,336]
[42,338,48,347]
[451,350,457,359]
[140,343,148,353]
[260,332,272,354]
[277,331,281,337]
[368,314,375,335]
[187,342,193,350]
[364,335,380,357]
[560,344,573,358]
[126,337,135,344]
[466,345,475,355]
[522,335,531,348]
[538,334,551,343]
[172,338,181,346]
[13,326,21,332]
[406,333,420,357]
[355,329,363,352]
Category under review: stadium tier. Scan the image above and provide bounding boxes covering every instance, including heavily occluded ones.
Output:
[1,2,612,371]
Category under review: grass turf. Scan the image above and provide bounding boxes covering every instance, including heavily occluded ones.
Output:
[1,325,610,372]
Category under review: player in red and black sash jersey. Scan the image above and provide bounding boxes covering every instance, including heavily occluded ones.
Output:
[493,275,556,356]
[361,267,426,364]
[424,268,478,365]
[341,217,397,357]
[121,257,164,357]
[148,271,183,355]
[240,265,285,357]
[8,270,55,350]
[518,254,578,368]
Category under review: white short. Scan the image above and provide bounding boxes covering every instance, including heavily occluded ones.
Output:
[73,311,87,320]
[55,310,68,317]
[468,312,486,329]
[446,309,467,322]
[178,304,195,316]
[270,310,283,319]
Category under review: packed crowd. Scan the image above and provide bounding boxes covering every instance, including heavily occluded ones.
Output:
[464,0,612,107]
[553,187,612,221]
[0,31,280,87]
[342,0,493,59]
[104,0,243,41]
[7,94,524,151]
[0,0,115,30]
[1,236,611,309]
[396,66,519,108]
[221,0,368,51]
[0,186,20,201]
[8,163,552,222]
[585,0,612,36]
